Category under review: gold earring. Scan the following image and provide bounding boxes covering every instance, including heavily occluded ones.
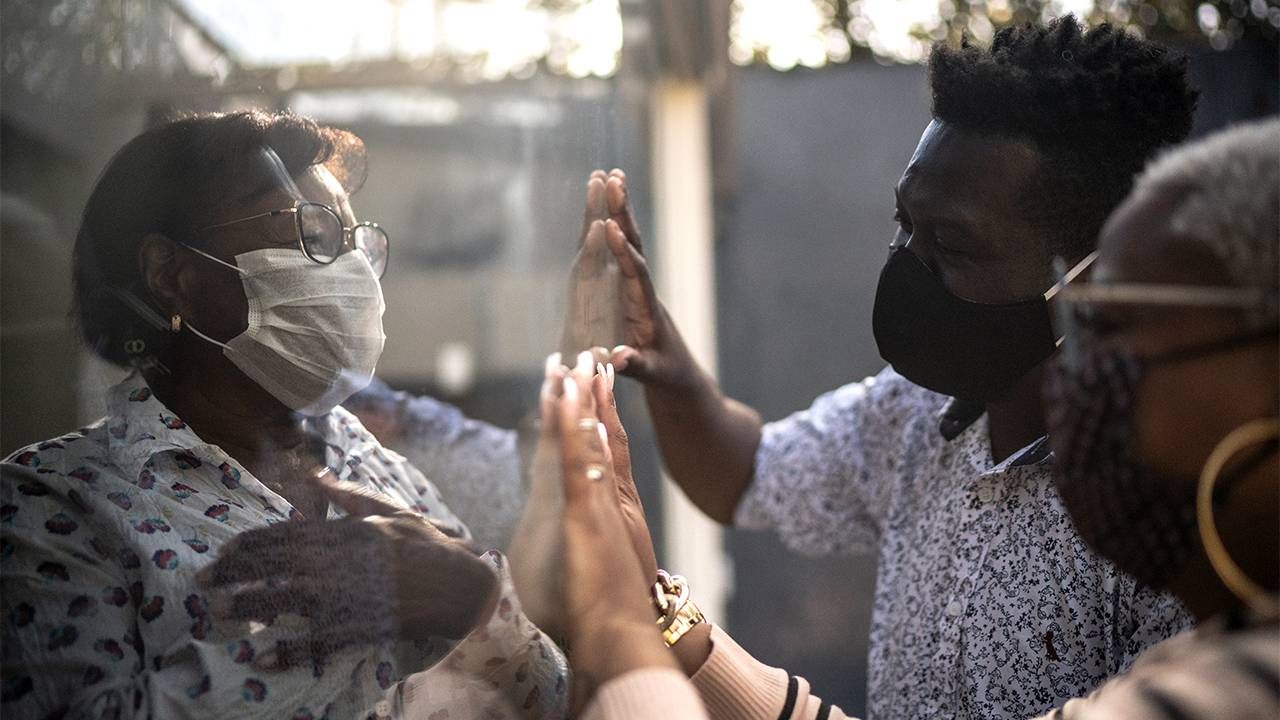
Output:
[1196,417,1280,615]
[170,314,182,333]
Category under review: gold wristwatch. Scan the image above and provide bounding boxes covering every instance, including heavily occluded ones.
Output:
[652,570,704,647]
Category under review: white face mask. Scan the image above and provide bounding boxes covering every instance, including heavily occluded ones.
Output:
[185,247,387,416]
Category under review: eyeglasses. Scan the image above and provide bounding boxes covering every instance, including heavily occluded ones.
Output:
[1050,250,1278,369]
[202,201,390,278]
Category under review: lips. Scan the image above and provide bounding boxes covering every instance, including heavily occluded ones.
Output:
[229,639,255,664]
[218,463,241,489]
[44,513,78,535]
[170,483,198,500]
[94,638,125,661]
[140,596,165,622]
[151,549,179,570]
[241,678,267,702]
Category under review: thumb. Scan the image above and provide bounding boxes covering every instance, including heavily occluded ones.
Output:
[610,345,656,382]
[307,470,406,518]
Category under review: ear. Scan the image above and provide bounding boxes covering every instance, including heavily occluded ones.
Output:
[137,234,186,317]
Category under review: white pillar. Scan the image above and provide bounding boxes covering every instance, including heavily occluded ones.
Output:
[650,78,732,625]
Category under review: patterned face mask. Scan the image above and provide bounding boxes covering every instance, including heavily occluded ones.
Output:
[1045,330,1278,589]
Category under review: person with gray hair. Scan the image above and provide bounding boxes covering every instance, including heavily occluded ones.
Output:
[1039,116,1280,720]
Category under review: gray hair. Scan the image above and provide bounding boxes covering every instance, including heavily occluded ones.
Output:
[1134,117,1279,323]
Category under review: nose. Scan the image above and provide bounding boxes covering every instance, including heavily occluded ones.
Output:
[890,233,938,274]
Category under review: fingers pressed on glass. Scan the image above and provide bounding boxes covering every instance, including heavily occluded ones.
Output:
[605,173,642,251]
[580,172,608,243]
[558,371,610,501]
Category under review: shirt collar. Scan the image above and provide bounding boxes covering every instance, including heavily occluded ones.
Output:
[105,372,378,482]
[985,434,1054,474]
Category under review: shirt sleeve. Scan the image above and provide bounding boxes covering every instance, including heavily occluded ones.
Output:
[735,367,918,555]
[368,383,524,552]
[1,467,184,719]
[401,551,570,720]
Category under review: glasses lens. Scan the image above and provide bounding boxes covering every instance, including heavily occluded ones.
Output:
[353,224,389,277]
[298,203,343,263]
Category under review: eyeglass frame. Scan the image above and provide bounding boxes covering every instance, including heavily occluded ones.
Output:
[200,200,390,278]
[1050,250,1279,369]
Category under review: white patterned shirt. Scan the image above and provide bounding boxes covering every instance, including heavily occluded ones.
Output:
[1,373,568,719]
[736,366,1193,720]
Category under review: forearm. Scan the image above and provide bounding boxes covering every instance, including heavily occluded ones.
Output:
[645,366,762,525]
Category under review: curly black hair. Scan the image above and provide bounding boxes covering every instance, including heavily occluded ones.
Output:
[929,16,1198,260]
[73,110,368,371]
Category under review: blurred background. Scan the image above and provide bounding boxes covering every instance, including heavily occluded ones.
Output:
[2,0,1277,713]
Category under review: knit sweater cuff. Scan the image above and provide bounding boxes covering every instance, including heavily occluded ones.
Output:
[583,668,706,720]
[691,624,791,718]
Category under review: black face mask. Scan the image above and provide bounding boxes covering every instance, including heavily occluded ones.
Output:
[872,246,1057,402]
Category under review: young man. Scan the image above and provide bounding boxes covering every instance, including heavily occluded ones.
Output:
[595,18,1199,719]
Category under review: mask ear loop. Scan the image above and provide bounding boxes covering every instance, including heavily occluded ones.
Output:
[1196,417,1280,617]
[1048,251,1100,373]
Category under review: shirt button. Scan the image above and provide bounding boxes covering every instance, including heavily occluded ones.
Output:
[946,600,963,617]
[977,486,995,503]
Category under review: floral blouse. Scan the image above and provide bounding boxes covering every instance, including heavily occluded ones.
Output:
[737,366,1193,719]
[1,373,569,719]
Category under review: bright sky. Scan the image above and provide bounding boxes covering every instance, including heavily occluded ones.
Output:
[178,0,622,80]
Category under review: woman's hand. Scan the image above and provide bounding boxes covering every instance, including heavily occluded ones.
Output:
[198,474,498,670]
[590,358,659,581]
[554,352,676,700]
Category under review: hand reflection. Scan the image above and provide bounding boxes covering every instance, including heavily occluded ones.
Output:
[198,473,497,671]
[562,169,644,357]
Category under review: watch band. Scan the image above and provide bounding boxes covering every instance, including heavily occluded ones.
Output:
[651,570,704,646]
[659,597,704,647]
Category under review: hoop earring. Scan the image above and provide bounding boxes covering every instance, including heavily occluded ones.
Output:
[170,314,182,333]
[1197,417,1280,615]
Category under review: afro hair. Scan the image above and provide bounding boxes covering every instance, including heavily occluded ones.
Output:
[929,16,1198,260]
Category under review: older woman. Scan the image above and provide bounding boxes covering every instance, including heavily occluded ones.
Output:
[1,111,567,719]
[1040,117,1278,720]
[552,118,1279,720]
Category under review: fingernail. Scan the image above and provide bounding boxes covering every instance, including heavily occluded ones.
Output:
[562,376,578,402]
[606,363,615,389]
[596,362,606,379]
[545,352,562,375]
[597,422,608,447]
[576,351,593,374]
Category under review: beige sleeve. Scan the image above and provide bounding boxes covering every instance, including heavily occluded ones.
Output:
[691,625,857,720]
[581,668,710,720]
